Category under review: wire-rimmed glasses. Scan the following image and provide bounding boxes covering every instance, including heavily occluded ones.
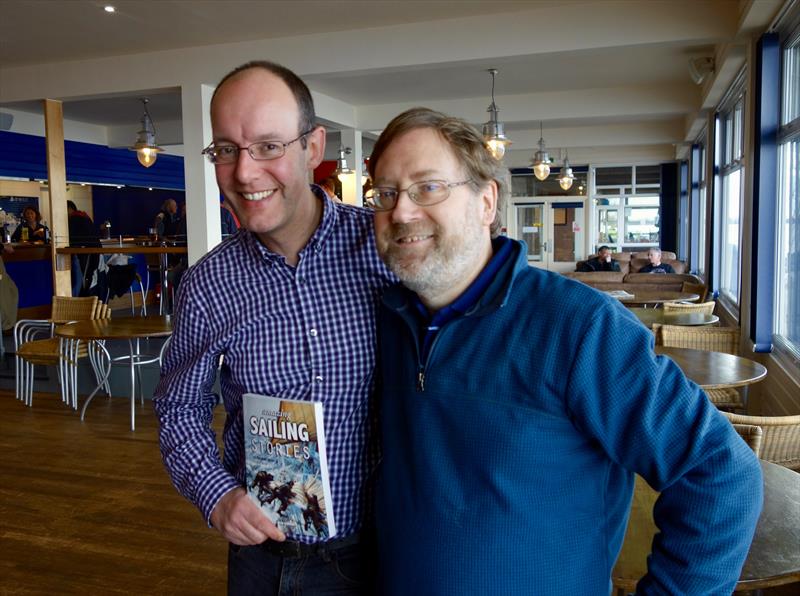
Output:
[202,129,315,164]
[365,180,473,211]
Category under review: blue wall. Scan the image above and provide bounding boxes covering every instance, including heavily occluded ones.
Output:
[0,130,185,189]
[92,186,185,236]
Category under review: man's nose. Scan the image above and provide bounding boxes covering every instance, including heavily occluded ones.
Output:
[234,149,261,183]
[390,190,422,223]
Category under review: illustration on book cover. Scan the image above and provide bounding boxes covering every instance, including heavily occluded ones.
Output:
[243,393,336,539]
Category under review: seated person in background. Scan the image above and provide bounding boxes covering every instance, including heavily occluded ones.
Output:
[578,245,620,272]
[11,206,48,242]
[67,200,102,296]
[154,198,181,238]
[639,247,675,273]
[320,176,342,201]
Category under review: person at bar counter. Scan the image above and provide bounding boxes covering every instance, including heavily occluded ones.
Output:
[639,246,676,273]
[67,200,102,296]
[366,107,763,595]
[11,206,48,243]
[153,198,180,238]
[153,60,394,595]
[578,244,621,271]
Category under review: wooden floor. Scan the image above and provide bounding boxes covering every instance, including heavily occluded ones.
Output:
[0,389,227,595]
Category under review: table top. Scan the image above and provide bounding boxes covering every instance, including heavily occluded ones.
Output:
[629,308,719,328]
[655,346,767,389]
[613,460,800,591]
[55,316,173,340]
[615,290,699,306]
[56,244,186,255]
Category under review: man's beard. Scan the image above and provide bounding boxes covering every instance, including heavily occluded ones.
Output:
[378,212,485,301]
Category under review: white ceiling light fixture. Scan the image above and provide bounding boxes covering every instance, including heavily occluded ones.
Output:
[557,150,575,190]
[129,98,163,168]
[104,6,116,13]
[335,146,353,181]
[688,56,715,85]
[531,122,551,181]
[482,68,511,160]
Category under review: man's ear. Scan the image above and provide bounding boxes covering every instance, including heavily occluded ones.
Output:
[480,180,498,228]
[305,126,326,170]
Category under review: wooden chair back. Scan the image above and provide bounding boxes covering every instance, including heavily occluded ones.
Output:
[682,281,708,302]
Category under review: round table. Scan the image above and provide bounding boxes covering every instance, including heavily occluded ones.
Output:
[613,290,700,307]
[630,308,719,328]
[654,346,767,390]
[55,316,173,431]
[613,460,800,592]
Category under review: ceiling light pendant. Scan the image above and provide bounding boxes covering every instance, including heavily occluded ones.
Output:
[335,146,353,182]
[558,151,575,190]
[482,69,511,160]
[130,98,163,168]
[531,121,550,181]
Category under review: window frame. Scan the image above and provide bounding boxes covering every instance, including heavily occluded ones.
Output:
[714,70,747,314]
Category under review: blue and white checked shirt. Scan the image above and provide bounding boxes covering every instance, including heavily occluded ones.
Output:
[153,188,395,542]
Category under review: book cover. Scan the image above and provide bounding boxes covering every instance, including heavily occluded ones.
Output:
[242,393,336,540]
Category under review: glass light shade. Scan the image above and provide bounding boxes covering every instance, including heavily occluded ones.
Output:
[137,146,158,168]
[558,174,574,190]
[533,161,550,181]
[337,170,352,182]
[486,139,508,160]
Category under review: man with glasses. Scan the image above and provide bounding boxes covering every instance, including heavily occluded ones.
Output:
[367,107,762,594]
[153,61,394,595]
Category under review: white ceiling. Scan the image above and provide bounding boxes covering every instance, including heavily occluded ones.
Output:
[0,0,786,167]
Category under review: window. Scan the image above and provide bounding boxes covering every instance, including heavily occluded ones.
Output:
[715,72,746,307]
[593,165,661,252]
[775,17,800,358]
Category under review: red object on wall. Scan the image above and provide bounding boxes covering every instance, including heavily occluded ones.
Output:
[315,161,336,183]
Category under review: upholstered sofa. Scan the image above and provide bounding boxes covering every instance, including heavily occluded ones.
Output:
[563,251,705,297]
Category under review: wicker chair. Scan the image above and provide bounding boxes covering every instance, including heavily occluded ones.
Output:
[723,412,800,470]
[14,296,107,407]
[731,423,762,457]
[663,301,716,316]
[659,325,743,410]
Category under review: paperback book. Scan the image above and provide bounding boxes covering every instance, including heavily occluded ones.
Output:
[242,393,336,539]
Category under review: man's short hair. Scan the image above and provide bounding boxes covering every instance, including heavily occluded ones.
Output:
[66,200,78,211]
[212,60,316,146]
[649,247,662,254]
[368,107,506,237]
[598,245,611,252]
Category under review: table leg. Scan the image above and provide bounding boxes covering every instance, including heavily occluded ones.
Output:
[160,252,169,315]
[80,341,113,421]
[128,338,136,431]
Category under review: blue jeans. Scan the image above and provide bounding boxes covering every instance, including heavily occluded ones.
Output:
[227,541,375,596]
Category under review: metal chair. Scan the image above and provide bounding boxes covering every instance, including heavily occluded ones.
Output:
[658,325,744,410]
[14,296,108,407]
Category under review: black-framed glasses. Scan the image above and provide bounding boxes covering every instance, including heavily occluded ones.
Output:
[201,129,314,164]
[365,180,473,211]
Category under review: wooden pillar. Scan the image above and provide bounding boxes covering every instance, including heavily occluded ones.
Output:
[43,99,72,297]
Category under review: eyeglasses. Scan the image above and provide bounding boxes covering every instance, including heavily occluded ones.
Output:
[365,180,473,211]
[201,129,314,164]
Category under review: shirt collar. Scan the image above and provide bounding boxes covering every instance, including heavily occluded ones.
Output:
[411,235,515,325]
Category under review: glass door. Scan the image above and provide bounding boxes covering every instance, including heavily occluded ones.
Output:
[513,200,586,271]
[515,203,546,266]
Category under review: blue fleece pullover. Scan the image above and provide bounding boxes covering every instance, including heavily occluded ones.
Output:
[376,239,762,595]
